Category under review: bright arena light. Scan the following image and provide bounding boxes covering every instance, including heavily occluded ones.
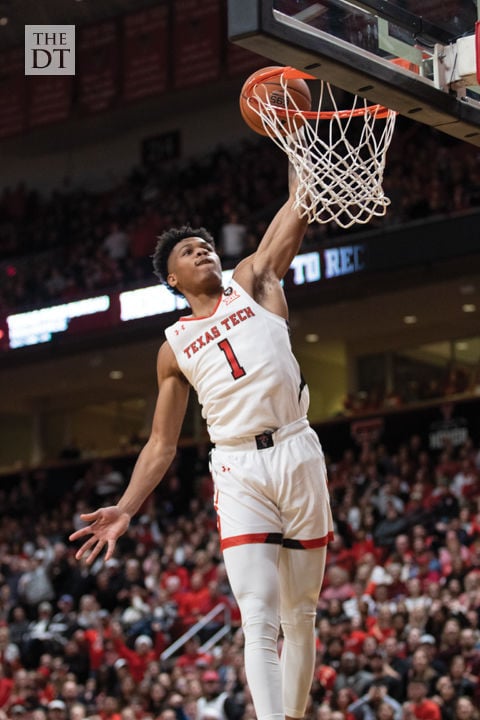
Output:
[7,296,110,349]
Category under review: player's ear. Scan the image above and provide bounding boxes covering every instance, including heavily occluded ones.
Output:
[167,273,177,289]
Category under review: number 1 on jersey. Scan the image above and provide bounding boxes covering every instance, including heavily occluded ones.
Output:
[218,339,246,380]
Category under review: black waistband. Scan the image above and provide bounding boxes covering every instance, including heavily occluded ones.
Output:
[255,431,274,449]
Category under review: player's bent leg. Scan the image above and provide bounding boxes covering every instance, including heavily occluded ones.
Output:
[223,542,283,720]
[279,546,327,719]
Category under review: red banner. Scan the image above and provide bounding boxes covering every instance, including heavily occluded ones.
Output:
[77,21,119,114]
[0,49,26,138]
[173,0,222,89]
[123,5,169,101]
[27,76,72,128]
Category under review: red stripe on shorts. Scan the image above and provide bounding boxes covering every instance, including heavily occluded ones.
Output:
[221,532,283,550]
[221,530,334,551]
[283,531,335,549]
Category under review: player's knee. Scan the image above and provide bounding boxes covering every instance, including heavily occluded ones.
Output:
[239,595,279,638]
[281,603,316,633]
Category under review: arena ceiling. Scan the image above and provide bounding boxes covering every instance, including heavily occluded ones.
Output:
[0,0,161,50]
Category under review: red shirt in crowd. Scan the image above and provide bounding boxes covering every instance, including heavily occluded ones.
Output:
[0,678,13,708]
[112,638,157,683]
[411,700,442,720]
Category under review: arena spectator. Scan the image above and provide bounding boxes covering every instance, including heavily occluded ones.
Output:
[70,703,87,720]
[334,651,373,697]
[17,552,55,615]
[48,595,78,644]
[446,655,476,699]
[76,595,101,630]
[197,670,230,720]
[417,635,446,677]
[432,676,457,720]
[0,666,13,709]
[381,637,408,691]
[174,636,213,671]
[453,697,479,720]
[347,681,402,720]
[458,627,480,681]
[97,694,122,720]
[218,211,248,264]
[405,647,440,697]
[57,678,87,715]
[404,678,442,720]
[438,531,470,577]
[438,620,463,667]
[102,222,130,264]
[111,626,156,683]
[47,699,67,720]
[62,636,90,685]
[365,650,403,701]
[23,602,61,668]
[322,567,356,604]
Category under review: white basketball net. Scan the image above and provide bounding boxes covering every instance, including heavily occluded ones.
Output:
[245,68,397,229]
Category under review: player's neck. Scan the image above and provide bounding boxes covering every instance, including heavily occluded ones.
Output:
[186,288,223,318]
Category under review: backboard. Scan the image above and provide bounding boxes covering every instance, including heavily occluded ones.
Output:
[228,0,480,145]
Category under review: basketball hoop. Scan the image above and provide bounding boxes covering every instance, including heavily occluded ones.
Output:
[243,67,397,229]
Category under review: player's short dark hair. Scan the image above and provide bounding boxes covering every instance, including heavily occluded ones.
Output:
[152,225,215,296]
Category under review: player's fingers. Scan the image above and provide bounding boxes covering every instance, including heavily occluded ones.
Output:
[69,526,93,542]
[74,535,98,560]
[84,540,106,566]
[104,539,117,562]
[79,511,102,522]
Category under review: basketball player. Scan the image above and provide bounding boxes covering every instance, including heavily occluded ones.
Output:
[69,163,333,720]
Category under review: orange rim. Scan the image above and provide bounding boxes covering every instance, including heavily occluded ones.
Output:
[244,66,395,121]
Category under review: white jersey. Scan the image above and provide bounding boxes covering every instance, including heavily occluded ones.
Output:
[164,279,309,443]
[197,692,229,720]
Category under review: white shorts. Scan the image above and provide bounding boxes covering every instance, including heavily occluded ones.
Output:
[210,418,334,551]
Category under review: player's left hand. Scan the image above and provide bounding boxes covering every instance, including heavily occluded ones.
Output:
[69,505,131,565]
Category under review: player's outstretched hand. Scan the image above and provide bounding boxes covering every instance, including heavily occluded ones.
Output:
[69,506,131,565]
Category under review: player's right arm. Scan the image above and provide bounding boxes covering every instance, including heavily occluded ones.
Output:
[69,341,190,565]
[233,162,307,317]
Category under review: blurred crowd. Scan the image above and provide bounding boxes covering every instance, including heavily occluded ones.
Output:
[0,140,284,314]
[0,429,479,720]
[342,365,480,418]
[1,118,480,315]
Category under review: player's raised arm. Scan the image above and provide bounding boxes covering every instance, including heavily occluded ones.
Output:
[236,162,308,285]
[255,162,308,277]
[69,341,190,565]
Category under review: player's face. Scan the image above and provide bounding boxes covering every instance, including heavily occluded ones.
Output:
[167,236,222,294]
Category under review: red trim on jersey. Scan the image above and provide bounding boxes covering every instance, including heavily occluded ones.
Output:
[179,291,223,321]
[221,530,335,551]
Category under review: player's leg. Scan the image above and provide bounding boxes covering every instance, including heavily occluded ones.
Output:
[279,545,327,720]
[223,542,284,720]
[273,428,331,718]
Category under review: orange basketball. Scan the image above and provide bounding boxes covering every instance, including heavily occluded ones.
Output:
[239,66,311,137]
